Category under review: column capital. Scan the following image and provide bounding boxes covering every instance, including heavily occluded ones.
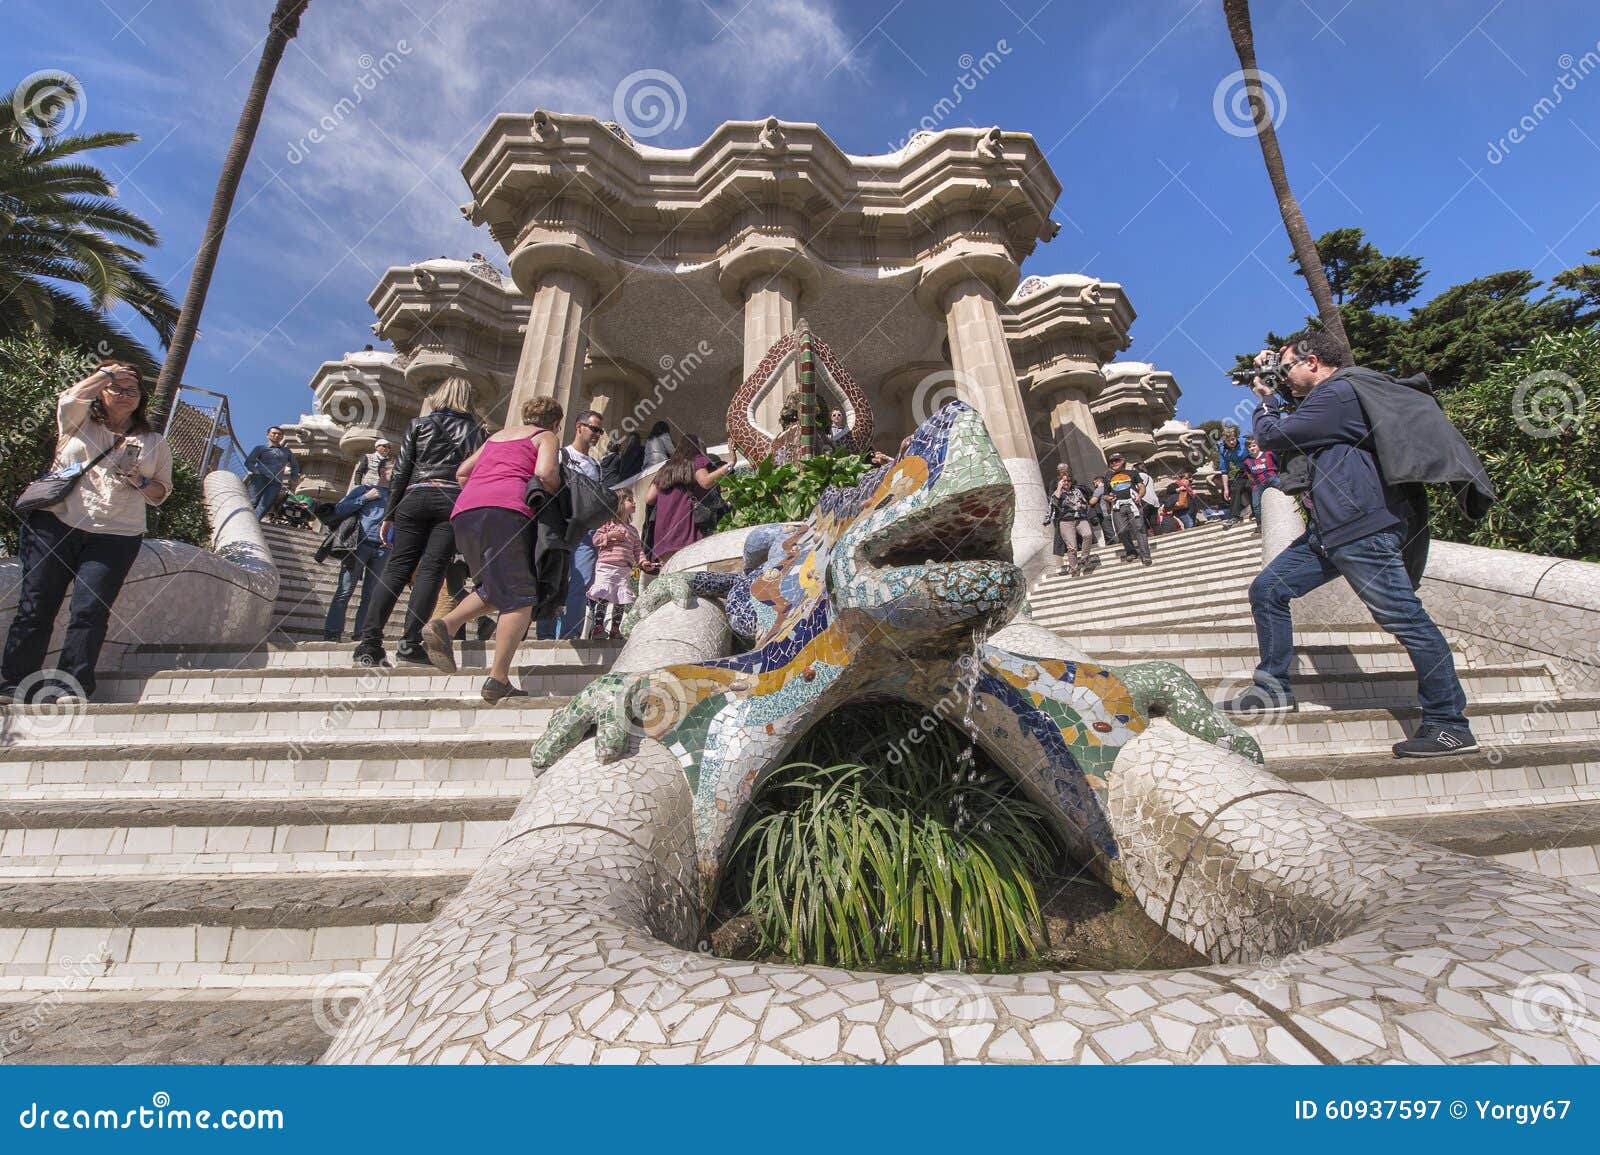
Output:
[716,232,822,308]
[507,233,621,312]
[1023,362,1103,408]
[913,240,1019,318]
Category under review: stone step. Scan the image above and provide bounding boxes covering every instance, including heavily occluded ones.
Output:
[1242,695,1600,757]
[1031,565,1257,609]
[0,695,565,745]
[1271,739,1600,821]
[93,660,606,703]
[0,873,467,988]
[1365,799,1600,891]
[1196,662,1556,710]
[0,733,537,793]
[0,994,340,1063]
[115,637,621,673]
[1031,597,1255,633]
[1089,641,1466,679]
[1061,624,1407,655]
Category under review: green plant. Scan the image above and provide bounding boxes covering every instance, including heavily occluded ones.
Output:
[1431,327,1600,561]
[0,332,207,554]
[1,74,177,374]
[719,450,873,529]
[721,703,1063,970]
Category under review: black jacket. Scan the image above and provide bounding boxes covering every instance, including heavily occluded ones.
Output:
[383,409,487,520]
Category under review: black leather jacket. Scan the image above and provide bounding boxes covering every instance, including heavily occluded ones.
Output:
[383,409,487,520]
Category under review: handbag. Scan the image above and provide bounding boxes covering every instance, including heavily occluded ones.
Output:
[523,450,619,548]
[14,435,124,516]
[692,486,731,534]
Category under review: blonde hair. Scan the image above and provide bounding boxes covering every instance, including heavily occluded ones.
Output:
[421,376,479,418]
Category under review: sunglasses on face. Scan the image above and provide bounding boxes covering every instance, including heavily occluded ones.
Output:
[103,384,141,396]
[582,423,605,435]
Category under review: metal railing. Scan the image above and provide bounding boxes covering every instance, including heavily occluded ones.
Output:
[163,384,250,481]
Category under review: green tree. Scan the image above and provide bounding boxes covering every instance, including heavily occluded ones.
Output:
[1553,246,1600,326]
[1431,328,1599,561]
[0,74,177,374]
[1388,270,1578,390]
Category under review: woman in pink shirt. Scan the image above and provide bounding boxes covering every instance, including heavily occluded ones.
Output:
[418,397,561,702]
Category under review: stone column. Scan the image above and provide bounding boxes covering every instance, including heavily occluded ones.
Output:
[1046,385,1108,482]
[508,269,593,430]
[742,272,800,431]
[505,237,619,436]
[718,235,821,435]
[581,358,649,431]
[915,244,1050,583]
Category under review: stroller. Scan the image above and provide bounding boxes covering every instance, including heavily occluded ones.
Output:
[274,491,317,530]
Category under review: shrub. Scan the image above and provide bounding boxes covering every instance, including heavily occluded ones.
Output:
[720,703,1063,970]
[1431,328,1600,561]
[1,332,208,554]
[718,450,874,529]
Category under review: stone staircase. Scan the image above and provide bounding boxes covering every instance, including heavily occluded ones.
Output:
[1029,519,1600,895]
[259,521,343,642]
[1,516,1595,1062]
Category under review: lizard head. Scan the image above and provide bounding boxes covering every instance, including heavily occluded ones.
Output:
[825,401,1023,645]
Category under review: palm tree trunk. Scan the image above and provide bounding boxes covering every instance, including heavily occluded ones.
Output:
[150,0,311,424]
[1222,0,1350,355]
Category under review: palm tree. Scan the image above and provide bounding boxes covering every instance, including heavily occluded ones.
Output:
[0,74,178,375]
[1222,0,1350,354]
[151,0,312,422]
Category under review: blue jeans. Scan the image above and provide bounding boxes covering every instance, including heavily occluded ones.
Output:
[536,532,597,639]
[324,540,386,640]
[1250,477,1281,523]
[1,511,143,699]
[1249,526,1469,730]
[1177,512,1195,529]
[248,477,282,519]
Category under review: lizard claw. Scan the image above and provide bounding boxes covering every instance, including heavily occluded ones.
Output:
[621,573,695,638]
[1111,660,1265,765]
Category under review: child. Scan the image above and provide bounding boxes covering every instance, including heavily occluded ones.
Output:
[586,491,656,639]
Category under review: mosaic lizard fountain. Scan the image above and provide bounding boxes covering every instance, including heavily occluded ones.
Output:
[326,369,1600,1065]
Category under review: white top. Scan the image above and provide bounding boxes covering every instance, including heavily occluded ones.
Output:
[45,394,173,536]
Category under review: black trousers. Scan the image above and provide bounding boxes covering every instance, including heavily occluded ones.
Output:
[1228,476,1254,520]
[1,511,143,698]
[358,486,458,647]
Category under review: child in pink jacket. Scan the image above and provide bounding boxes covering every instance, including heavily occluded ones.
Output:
[585,491,657,638]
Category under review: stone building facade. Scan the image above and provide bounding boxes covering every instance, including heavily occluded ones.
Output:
[280,115,1199,504]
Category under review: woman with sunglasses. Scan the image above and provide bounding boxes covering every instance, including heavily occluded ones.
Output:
[1,362,172,705]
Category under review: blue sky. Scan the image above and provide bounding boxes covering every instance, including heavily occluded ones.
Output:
[9,0,1600,444]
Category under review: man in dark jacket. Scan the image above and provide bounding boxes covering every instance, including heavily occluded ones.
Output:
[1224,331,1476,758]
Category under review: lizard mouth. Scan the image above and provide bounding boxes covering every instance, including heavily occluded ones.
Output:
[859,482,1016,573]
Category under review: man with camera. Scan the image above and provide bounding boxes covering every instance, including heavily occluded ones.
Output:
[1224,331,1476,758]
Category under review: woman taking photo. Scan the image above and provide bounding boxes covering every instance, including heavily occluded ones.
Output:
[646,433,733,564]
[1,362,172,704]
[418,396,562,703]
[352,376,487,667]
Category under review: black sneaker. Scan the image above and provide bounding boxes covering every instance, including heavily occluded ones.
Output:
[481,677,528,704]
[35,684,84,706]
[0,687,12,706]
[353,641,387,668]
[1220,685,1298,716]
[1140,556,1154,566]
[394,640,431,665]
[1393,724,1478,759]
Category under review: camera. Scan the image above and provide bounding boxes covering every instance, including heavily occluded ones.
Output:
[1228,349,1297,408]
